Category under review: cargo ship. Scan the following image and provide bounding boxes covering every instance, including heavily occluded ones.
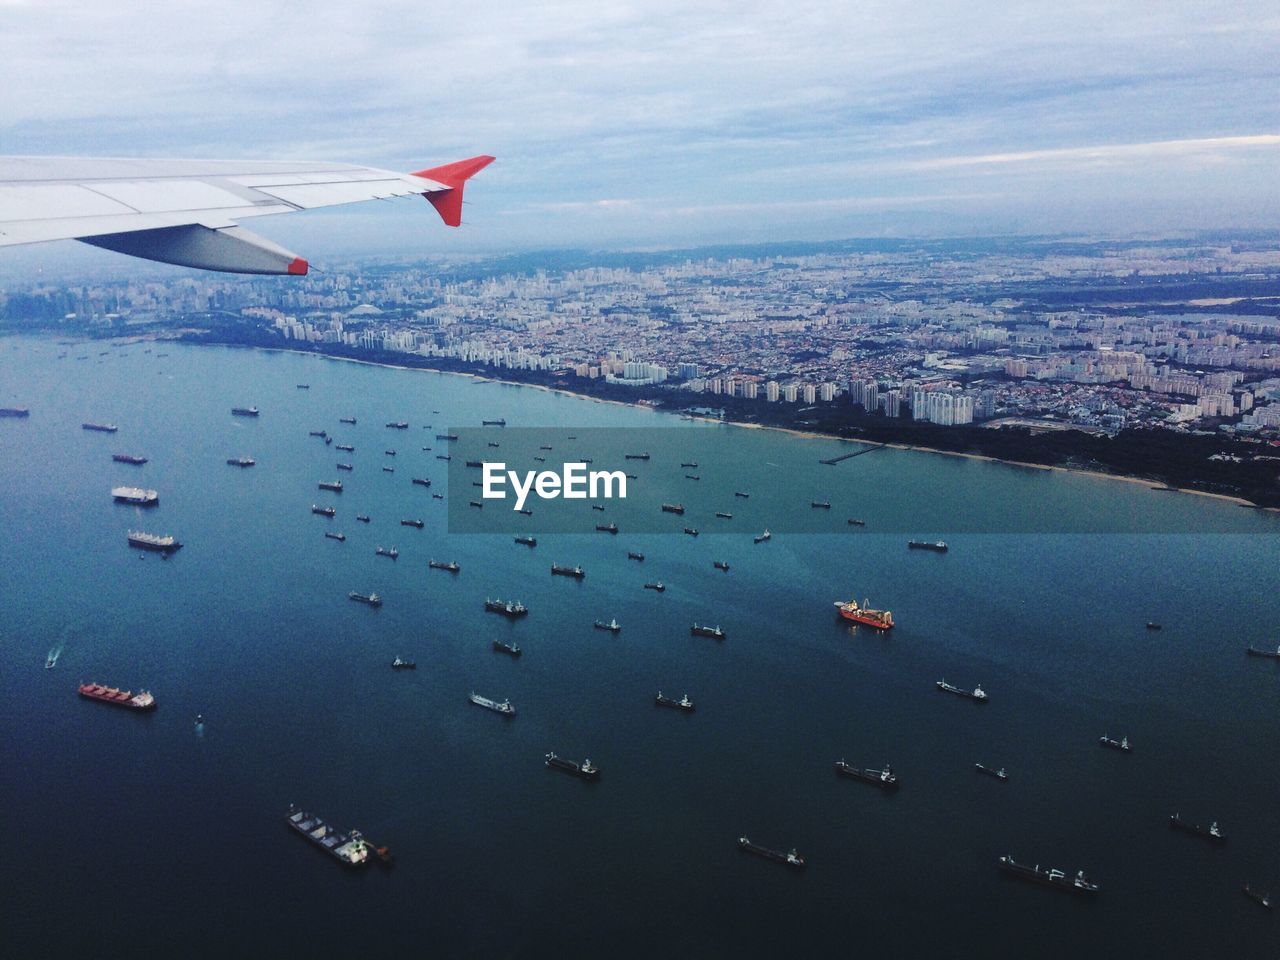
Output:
[936,680,987,702]
[976,764,1009,781]
[1243,885,1272,909]
[325,531,346,542]
[754,529,771,543]
[412,477,432,487]
[691,623,724,639]
[309,430,328,438]
[357,514,371,522]
[734,491,750,498]
[595,523,618,534]
[908,540,948,552]
[680,461,698,468]
[226,457,255,467]
[847,518,866,526]
[833,599,893,629]
[401,518,424,528]
[465,460,484,468]
[1246,644,1280,659]
[384,466,396,472]
[644,582,665,592]
[997,855,1097,895]
[515,536,537,547]
[375,547,398,559]
[433,493,445,500]
[661,503,685,515]
[469,692,516,715]
[391,657,416,670]
[835,761,898,789]
[594,618,621,633]
[485,598,528,617]
[627,551,645,561]
[428,559,460,572]
[715,512,733,519]
[0,406,30,417]
[337,463,353,471]
[624,452,650,460]
[339,417,357,425]
[127,530,181,553]
[1169,814,1225,843]
[112,486,158,506]
[683,527,699,537]
[655,692,694,712]
[318,480,343,492]
[387,421,409,429]
[713,561,730,571]
[540,445,553,451]
[231,407,259,417]
[545,752,599,779]
[516,508,533,516]
[437,456,452,463]
[285,806,369,867]
[436,434,459,441]
[482,419,506,426]
[78,682,156,710]
[811,500,831,509]
[336,443,354,452]
[349,592,382,607]
[685,474,700,481]
[82,422,119,433]
[1098,735,1131,752]
[385,449,397,456]
[737,837,804,868]
[112,453,147,465]
[492,640,521,657]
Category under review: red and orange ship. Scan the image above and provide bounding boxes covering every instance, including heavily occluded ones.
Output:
[78,682,156,710]
[833,598,894,630]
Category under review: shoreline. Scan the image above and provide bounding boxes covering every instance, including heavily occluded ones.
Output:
[94,337,1280,513]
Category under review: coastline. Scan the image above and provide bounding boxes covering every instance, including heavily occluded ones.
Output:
[66,336,1280,513]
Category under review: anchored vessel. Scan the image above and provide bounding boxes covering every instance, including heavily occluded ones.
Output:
[937,680,987,702]
[1169,814,1225,843]
[847,518,866,526]
[356,515,371,522]
[336,443,354,451]
[1243,885,1272,909]
[834,599,894,630]
[112,486,158,506]
[655,692,695,712]
[836,761,898,789]
[465,460,484,468]
[681,461,698,468]
[0,406,30,417]
[429,559,460,572]
[811,500,831,509]
[230,407,259,417]
[285,807,369,867]
[738,837,804,868]
[715,512,733,519]
[325,532,346,542]
[349,592,382,607]
[515,507,533,516]
[908,540,948,552]
[469,692,516,716]
[734,491,750,498]
[686,474,700,481]
[754,529,771,543]
[226,457,255,467]
[551,563,586,579]
[311,505,335,517]
[318,480,343,492]
[625,452,650,460]
[339,417,357,425]
[595,618,621,633]
[691,623,725,639]
[482,418,506,426]
[113,453,148,465]
[713,561,730,571]
[401,519,424,528]
[545,752,599,779]
[998,855,1097,895]
[683,527,699,537]
[627,551,645,561]
[337,463,353,471]
[1246,644,1280,659]
[82,422,119,433]
[391,657,416,670]
[595,523,618,534]
[485,598,528,618]
[387,421,408,429]
[492,640,522,657]
[644,582,665,592]
[78,682,155,710]
[375,547,398,559]
[436,433,459,441]
[127,530,181,553]
[412,477,432,487]
[1099,735,1131,752]
[514,536,537,547]
[976,764,1009,781]
[309,430,328,439]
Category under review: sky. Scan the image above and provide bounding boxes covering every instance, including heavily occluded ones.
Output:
[1,0,1279,263]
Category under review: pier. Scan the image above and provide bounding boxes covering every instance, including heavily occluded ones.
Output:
[820,445,882,466]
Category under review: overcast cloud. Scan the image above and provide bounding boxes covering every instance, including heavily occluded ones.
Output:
[1,0,1278,258]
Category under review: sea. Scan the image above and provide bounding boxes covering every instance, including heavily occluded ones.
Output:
[1,335,1277,959]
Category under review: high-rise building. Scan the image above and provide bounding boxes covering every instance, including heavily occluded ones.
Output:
[802,384,817,404]
[783,384,799,403]
[883,389,901,418]
[766,381,780,402]
[743,381,759,400]
[819,382,836,402]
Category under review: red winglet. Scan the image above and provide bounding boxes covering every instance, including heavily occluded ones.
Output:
[411,155,495,227]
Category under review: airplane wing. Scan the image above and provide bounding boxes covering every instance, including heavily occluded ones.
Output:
[0,154,494,275]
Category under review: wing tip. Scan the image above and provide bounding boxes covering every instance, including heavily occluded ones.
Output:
[412,155,495,227]
[287,257,309,276]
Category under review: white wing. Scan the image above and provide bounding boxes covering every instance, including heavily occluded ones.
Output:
[0,154,493,274]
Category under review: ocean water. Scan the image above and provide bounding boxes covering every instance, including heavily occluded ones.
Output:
[1,336,1277,959]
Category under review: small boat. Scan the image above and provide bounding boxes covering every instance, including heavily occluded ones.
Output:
[45,648,59,669]
[428,559,460,572]
[1245,644,1280,659]
[400,519,424,528]
[644,582,665,592]
[325,531,346,542]
[591,504,606,512]
[432,493,445,500]
[375,547,398,559]
[492,640,521,657]
[1169,814,1225,844]
[349,592,382,607]
[516,508,533,516]
[655,692,695,712]
[1243,885,1272,909]
[975,764,1009,781]
[230,407,258,417]
[356,515,371,523]
[753,529,772,544]
[595,523,618,534]
[734,491,750,498]
[1146,621,1162,630]
[936,680,987,702]
[515,536,537,547]
[488,442,501,448]
[835,761,898,789]
[465,460,484,468]
[811,500,831,509]
[391,657,416,670]
[383,466,395,472]
[534,456,546,462]
[691,623,724,639]
[539,445,553,451]
[83,422,119,433]
[594,619,621,633]
[627,551,645,561]
[1098,735,1131,752]
[385,449,396,456]
[296,384,310,389]
[469,500,483,508]
[713,561,730,571]
[685,474,700,481]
